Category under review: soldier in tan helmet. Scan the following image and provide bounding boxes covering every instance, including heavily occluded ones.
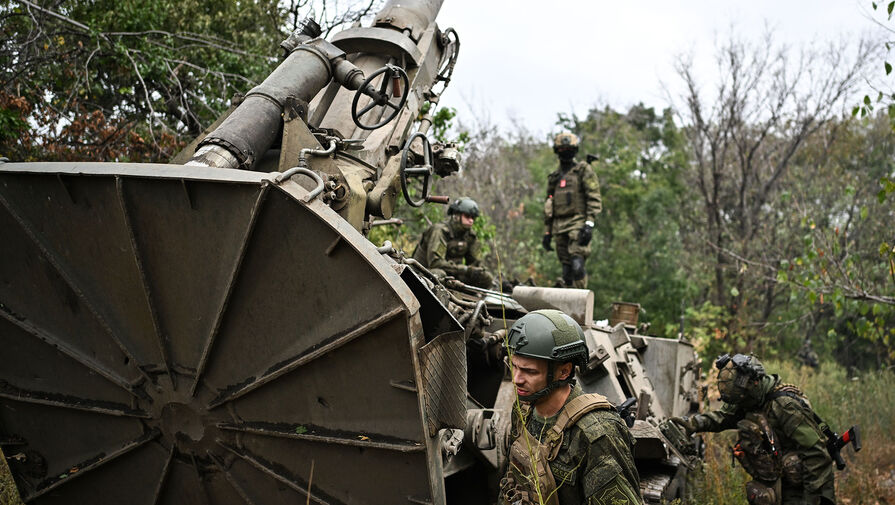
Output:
[542,132,602,288]
[671,354,838,505]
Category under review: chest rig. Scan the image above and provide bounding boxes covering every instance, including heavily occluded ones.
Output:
[503,393,613,505]
[549,164,585,218]
[446,234,471,261]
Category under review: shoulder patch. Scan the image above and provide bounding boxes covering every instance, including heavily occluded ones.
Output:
[595,482,634,505]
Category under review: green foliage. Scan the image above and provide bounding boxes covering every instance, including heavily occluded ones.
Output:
[0,0,285,160]
[855,2,895,127]
[772,115,895,367]
[421,103,470,147]
[666,301,732,368]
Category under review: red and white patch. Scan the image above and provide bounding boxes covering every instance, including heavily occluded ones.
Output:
[559,179,567,188]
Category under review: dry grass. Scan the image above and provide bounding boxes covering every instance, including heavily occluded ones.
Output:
[688,360,895,504]
[0,446,24,505]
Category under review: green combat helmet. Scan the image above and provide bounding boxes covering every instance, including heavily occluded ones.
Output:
[506,309,590,402]
[715,353,766,407]
[447,197,480,218]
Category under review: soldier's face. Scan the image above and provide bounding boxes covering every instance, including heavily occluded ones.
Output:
[510,355,571,400]
[511,355,547,398]
[459,213,474,229]
[555,147,576,161]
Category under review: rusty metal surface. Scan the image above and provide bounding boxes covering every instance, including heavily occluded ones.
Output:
[0,162,439,504]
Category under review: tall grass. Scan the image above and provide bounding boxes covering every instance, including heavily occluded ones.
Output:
[0,447,23,505]
[688,360,895,504]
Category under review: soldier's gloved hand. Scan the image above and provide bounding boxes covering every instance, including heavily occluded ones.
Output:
[542,233,553,251]
[670,416,697,435]
[578,223,593,246]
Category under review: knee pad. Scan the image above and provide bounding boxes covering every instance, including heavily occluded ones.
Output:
[561,264,573,286]
[745,480,779,505]
[570,256,586,280]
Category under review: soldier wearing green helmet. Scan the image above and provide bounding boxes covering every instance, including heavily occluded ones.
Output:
[412,197,494,288]
[542,132,602,288]
[671,353,836,505]
[499,309,641,505]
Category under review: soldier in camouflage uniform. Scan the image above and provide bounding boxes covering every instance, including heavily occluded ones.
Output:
[797,338,820,369]
[671,354,835,505]
[542,132,602,289]
[500,309,642,505]
[412,197,494,288]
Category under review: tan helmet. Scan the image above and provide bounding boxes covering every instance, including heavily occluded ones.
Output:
[716,353,765,405]
[553,131,580,153]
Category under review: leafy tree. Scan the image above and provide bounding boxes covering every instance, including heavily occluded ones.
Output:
[775,113,895,366]
[557,104,693,330]
[0,0,378,162]
[855,1,895,128]
[670,31,874,351]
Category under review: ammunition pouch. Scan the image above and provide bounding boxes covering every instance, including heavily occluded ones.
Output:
[732,414,782,482]
[446,237,470,260]
[500,475,534,505]
[508,429,559,505]
[781,452,804,486]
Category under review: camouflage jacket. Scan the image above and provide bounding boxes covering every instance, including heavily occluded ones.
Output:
[502,385,642,505]
[412,219,481,277]
[694,375,835,502]
[544,160,602,235]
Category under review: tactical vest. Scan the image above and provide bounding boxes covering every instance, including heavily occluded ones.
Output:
[503,393,614,505]
[732,412,782,483]
[766,383,811,408]
[446,234,472,262]
[764,383,830,487]
[549,164,586,218]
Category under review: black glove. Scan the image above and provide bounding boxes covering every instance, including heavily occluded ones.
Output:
[670,416,697,435]
[542,233,553,251]
[578,223,593,246]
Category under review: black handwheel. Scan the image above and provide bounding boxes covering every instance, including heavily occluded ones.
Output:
[351,64,410,130]
[400,132,433,207]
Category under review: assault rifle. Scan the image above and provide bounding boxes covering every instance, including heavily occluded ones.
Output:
[823,425,861,470]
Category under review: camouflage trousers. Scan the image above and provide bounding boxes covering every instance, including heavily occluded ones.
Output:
[780,480,836,505]
[554,230,591,289]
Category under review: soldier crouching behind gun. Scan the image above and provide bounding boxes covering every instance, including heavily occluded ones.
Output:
[671,354,837,505]
[412,197,494,288]
[499,310,642,505]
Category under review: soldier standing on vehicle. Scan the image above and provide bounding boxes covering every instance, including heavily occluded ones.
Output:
[542,132,602,289]
[499,309,642,505]
[671,354,836,505]
[412,197,494,288]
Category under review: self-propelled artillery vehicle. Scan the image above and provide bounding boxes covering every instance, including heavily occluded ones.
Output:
[0,1,701,503]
